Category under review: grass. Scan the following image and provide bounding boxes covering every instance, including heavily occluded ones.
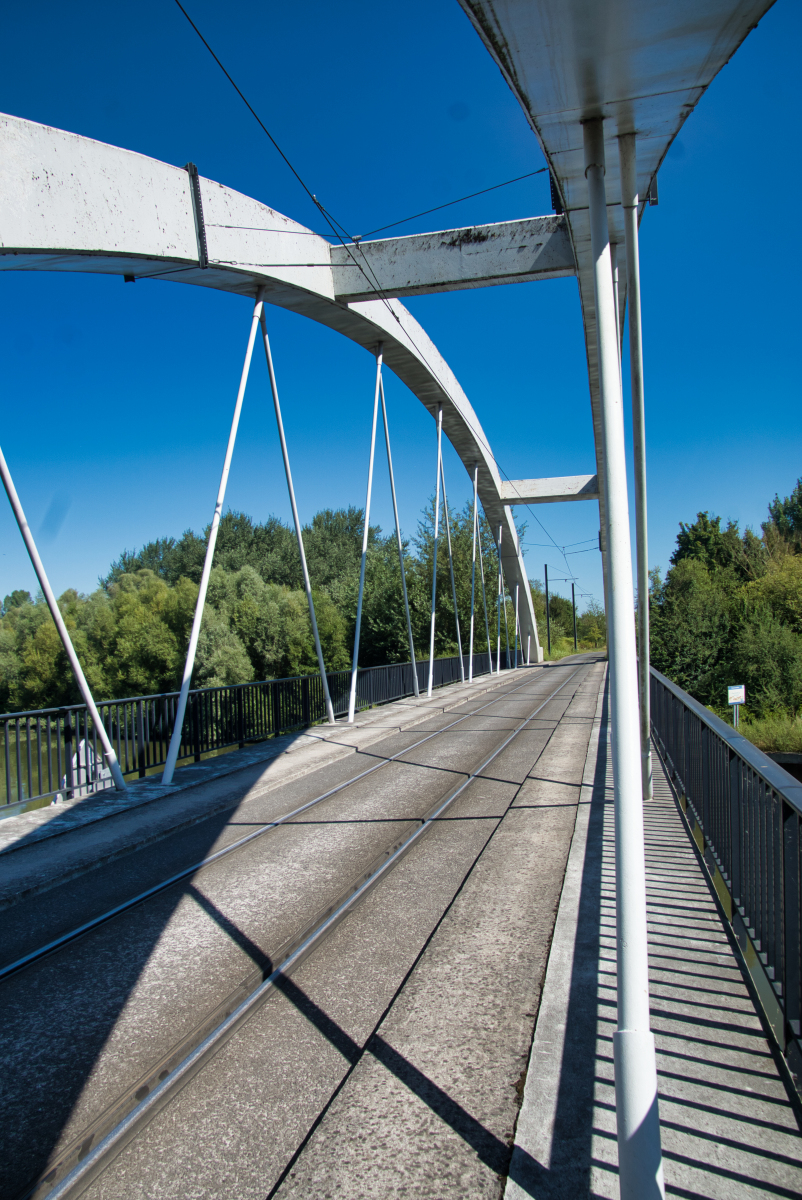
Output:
[739,711,802,754]
[543,638,606,662]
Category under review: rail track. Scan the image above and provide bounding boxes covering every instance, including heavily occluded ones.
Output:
[0,658,595,1200]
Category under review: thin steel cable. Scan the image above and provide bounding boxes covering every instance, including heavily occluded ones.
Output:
[174,0,599,603]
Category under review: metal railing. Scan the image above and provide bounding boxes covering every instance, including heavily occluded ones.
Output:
[1,649,512,812]
[650,666,802,1076]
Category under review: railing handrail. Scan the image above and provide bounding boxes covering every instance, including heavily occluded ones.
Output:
[650,665,802,814]
[0,654,469,723]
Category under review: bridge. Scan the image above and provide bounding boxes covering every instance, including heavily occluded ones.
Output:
[1,2,799,1198]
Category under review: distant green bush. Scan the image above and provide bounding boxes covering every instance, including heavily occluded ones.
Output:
[651,479,802,724]
[740,712,802,754]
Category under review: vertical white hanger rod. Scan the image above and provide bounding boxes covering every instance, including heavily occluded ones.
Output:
[163,287,266,785]
[348,345,383,723]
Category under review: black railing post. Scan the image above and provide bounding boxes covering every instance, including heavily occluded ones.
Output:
[783,802,801,1041]
[192,695,202,763]
[273,680,281,737]
[701,723,711,839]
[63,711,75,800]
[302,676,311,727]
[729,750,742,910]
[137,700,147,778]
[237,688,246,749]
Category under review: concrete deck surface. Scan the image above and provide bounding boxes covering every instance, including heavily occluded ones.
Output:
[2,660,598,1200]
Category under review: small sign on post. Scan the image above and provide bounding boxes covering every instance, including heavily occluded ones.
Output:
[728,684,745,728]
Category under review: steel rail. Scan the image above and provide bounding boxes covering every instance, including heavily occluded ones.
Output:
[0,663,578,984]
[38,663,584,1200]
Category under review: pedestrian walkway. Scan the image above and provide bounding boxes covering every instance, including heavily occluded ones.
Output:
[508,691,802,1197]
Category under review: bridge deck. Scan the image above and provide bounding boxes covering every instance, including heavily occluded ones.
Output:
[2,658,799,1198]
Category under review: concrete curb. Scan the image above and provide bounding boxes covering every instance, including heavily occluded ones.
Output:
[504,665,608,1196]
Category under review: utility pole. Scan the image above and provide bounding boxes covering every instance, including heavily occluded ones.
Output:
[572,582,578,652]
[544,563,551,657]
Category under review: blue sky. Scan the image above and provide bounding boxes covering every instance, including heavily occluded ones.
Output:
[1,0,799,613]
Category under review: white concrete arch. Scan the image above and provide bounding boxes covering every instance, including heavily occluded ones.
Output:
[0,111,542,658]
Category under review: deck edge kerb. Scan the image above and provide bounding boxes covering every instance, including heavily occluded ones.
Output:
[504,663,608,1196]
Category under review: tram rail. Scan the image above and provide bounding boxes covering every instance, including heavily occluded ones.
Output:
[1,659,593,1200]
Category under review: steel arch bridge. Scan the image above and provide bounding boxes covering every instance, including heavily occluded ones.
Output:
[0,1,779,1194]
[0,110,550,659]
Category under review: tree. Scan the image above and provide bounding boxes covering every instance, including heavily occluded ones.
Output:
[651,491,802,718]
[763,478,802,556]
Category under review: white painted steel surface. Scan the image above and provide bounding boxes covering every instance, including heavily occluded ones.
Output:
[500,474,599,504]
[469,464,479,683]
[162,290,265,786]
[379,375,419,697]
[439,454,466,683]
[260,314,335,725]
[458,0,774,568]
[584,118,663,1199]
[348,348,383,724]
[0,445,126,793]
[0,111,541,659]
[619,133,653,803]
[427,406,444,698]
[331,215,574,301]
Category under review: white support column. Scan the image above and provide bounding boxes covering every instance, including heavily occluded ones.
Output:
[496,524,503,672]
[439,453,465,682]
[163,288,265,785]
[379,374,418,697]
[476,509,493,676]
[0,445,127,793]
[427,405,443,697]
[619,132,654,803]
[261,310,335,725]
[348,345,383,723]
[468,464,478,682]
[583,117,664,1199]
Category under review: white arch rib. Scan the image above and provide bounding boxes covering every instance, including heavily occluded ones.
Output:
[0,111,542,658]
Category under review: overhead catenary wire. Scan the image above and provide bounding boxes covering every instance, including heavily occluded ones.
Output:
[207,167,548,241]
[358,168,547,238]
[173,1,602,612]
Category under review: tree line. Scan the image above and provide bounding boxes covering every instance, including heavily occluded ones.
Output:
[650,478,802,745]
[0,502,604,713]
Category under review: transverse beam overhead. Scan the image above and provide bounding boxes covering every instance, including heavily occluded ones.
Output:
[331,215,574,301]
[500,475,599,505]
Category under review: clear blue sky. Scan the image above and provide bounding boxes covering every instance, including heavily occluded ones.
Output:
[1,0,799,613]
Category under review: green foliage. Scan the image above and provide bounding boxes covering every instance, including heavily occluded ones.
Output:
[764,479,802,555]
[1,498,604,713]
[740,710,802,754]
[651,482,802,744]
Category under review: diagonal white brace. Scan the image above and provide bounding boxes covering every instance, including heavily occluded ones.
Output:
[163,287,266,785]
[427,406,443,698]
[476,504,493,674]
[348,345,383,723]
[439,451,465,682]
[260,311,335,725]
[469,463,479,682]
[0,445,127,793]
[380,373,418,697]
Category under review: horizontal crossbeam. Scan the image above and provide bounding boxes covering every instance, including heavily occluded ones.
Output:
[331,216,574,301]
[500,474,599,504]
